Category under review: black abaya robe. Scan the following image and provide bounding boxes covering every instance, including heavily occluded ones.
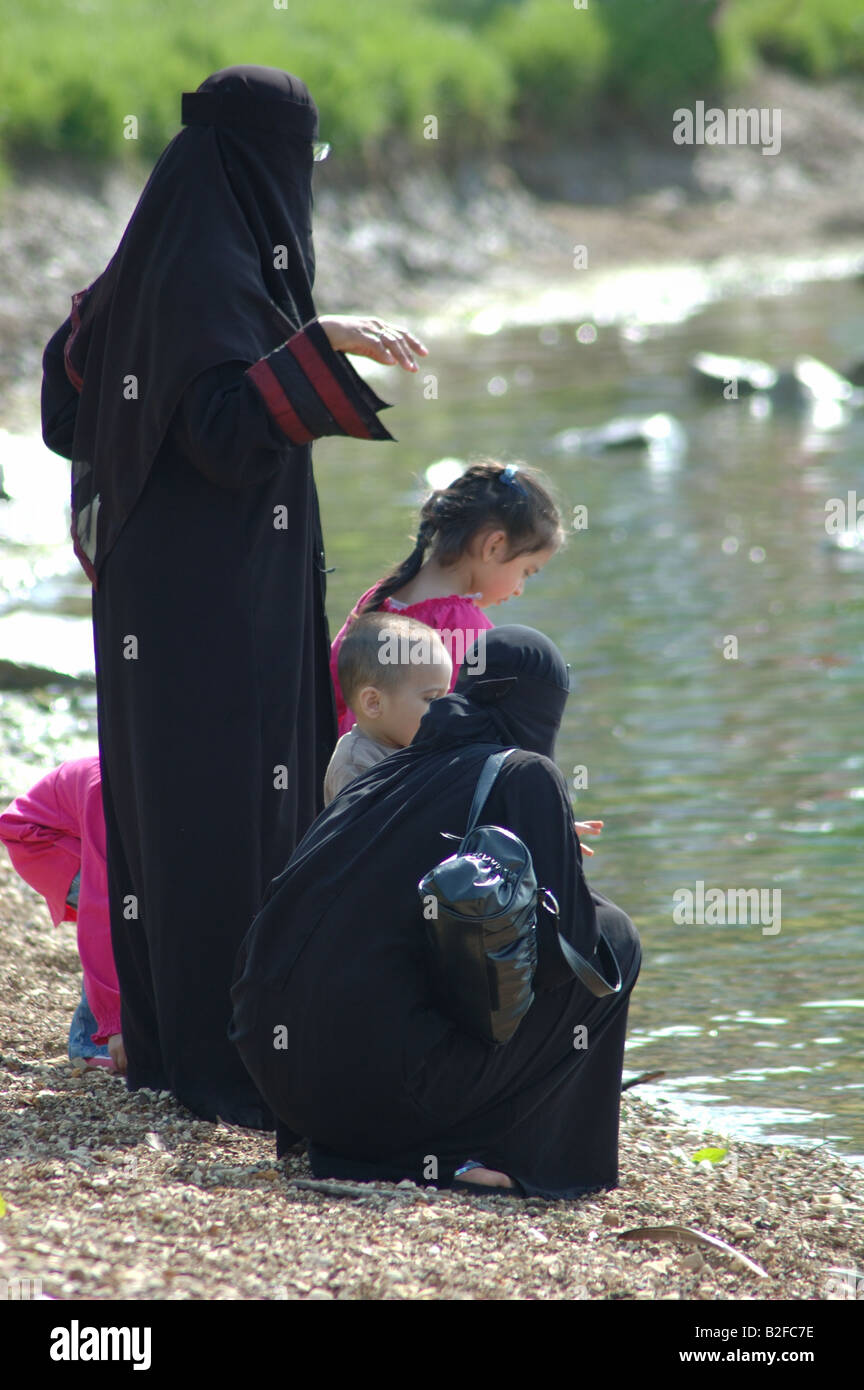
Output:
[231,628,642,1196]
[42,331,392,1126]
[40,68,394,1126]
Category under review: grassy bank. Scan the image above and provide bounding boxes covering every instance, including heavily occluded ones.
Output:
[1,0,864,179]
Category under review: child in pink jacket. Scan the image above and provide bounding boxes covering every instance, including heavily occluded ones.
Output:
[0,757,125,1072]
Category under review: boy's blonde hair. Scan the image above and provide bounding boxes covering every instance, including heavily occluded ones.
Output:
[338,613,449,708]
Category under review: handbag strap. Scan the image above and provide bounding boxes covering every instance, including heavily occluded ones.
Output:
[464,748,517,838]
[540,891,622,997]
[559,932,622,997]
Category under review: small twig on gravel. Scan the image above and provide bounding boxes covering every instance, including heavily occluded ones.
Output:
[289,1178,404,1201]
[617,1225,769,1278]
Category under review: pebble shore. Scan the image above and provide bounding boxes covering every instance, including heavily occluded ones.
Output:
[2,856,861,1302]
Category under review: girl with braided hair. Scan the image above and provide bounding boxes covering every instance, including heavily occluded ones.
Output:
[329,460,565,736]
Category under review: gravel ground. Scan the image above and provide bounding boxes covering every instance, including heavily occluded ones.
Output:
[2,854,862,1303]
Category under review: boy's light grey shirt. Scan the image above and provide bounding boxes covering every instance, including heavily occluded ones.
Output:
[323,725,394,804]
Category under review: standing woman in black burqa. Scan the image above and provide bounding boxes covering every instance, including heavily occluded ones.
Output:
[40,67,425,1126]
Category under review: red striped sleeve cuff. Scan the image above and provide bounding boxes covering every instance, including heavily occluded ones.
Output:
[286,331,376,439]
[246,320,396,445]
[246,358,315,444]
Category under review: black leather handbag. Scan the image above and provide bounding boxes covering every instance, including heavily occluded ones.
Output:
[418,748,621,1046]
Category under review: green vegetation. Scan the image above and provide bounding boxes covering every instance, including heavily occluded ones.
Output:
[489,0,610,132]
[719,0,864,83]
[1,0,862,177]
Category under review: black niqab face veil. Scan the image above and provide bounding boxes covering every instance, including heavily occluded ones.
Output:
[58,66,322,580]
[411,625,572,761]
[182,66,319,307]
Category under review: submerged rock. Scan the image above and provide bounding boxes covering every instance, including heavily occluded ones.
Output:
[794,355,863,406]
[691,351,864,409]
[0,659,89,691]
[691,351,779,398]
[553,413,686,457]
[0,611,95,689]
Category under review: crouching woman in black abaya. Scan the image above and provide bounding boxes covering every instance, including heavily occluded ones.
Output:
[231,627,641,1199]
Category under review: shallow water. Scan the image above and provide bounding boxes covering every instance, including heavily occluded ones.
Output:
[1,275,862,1160]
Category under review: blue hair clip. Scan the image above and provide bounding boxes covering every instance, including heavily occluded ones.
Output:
[500,464,527,495]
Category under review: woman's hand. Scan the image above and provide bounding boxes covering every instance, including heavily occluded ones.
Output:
[107,1033,127,1074]
[317,315,428,371]
[573,819,603,857]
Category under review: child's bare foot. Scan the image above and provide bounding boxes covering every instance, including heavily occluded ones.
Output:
[454,1164,515,1189]
[107,1033,127,1075]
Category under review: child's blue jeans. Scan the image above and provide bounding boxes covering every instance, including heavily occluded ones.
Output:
[68,980,110,1060]
[64,871,110,1060]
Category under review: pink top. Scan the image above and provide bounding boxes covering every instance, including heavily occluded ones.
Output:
[0,757,121,1043]
[330,581,494,735]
